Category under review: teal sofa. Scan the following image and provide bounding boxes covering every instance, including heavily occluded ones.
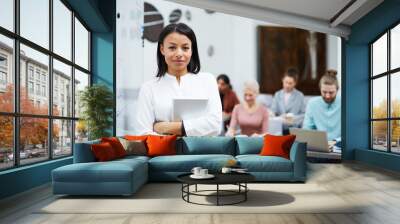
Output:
[52,137,306,196]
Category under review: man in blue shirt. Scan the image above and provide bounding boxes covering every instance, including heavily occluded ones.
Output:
[303,70,341,144]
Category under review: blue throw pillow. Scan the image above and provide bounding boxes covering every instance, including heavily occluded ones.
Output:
[235,137,263,155]
[179,137,235,155]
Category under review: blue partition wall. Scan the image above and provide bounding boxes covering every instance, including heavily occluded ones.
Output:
[344,0,400,171]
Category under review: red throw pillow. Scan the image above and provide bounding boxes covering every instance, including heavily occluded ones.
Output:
[91,142,117,161]
[259,134,296,159]
[101,137,127,158]
[146,135,177,157]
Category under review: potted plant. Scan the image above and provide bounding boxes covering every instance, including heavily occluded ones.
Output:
[79,84,114,140]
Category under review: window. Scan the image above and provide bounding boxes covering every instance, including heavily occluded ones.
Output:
[35,70,41,81]
[0,55,7,67]
[53,0,72,60]
[20,0,49,49]
[0,116,13,170]
[42,85,46,97]
[53,119,72,158]
[28,81,34,94]
[29,67,34,80]
[0,0,14,32]
[0,0,91,170]
[75,18,89,70]
[370,23,400,154]
[36,83,40,95]
[0,35,13,114]
[53,59,71,117]
[0,54,8,88]
[0,71,6,85]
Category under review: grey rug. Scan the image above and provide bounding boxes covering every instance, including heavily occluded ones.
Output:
[38,183,362,214]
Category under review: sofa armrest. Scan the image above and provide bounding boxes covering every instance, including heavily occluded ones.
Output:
[289,141,307,181]
[73,140,100,163]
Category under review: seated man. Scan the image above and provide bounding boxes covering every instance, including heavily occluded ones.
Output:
[271,68,306,134]
[303,70,341,147]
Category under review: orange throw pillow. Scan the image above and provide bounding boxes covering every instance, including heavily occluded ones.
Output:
[101,137,127,158]
[124,135,149,141]
[91,142,117,162]
[260,134,296,159]
[146,135,177,157]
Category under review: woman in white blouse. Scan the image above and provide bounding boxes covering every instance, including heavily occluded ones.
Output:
[135,23,222,136]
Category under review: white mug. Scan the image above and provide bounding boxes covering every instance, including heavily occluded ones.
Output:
[191,167,202,176]
[200,169,208,176]
[221,167,232,174]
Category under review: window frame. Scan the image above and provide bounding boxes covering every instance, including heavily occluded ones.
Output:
[370,20,400,154]
[0,0,92,171]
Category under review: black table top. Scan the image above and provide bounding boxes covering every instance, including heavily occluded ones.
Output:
[177,172,255,185]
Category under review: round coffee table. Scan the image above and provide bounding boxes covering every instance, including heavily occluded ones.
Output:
[177,173,255,206]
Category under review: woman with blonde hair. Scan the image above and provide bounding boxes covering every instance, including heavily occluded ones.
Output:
[226,80,269,137]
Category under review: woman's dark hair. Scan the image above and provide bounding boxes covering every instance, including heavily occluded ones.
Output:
[156,23,201,77]
[283,67,299,82]
[217,74,232,89]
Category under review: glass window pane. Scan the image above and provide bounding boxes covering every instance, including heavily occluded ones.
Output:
[53,59,72,117]
[391,120,400,153]
[53,119,72,157]
[75,18,89,70]
[372,77,387,119]
[74,69,89,118]
[20,44,49,115]
[372,121,388,151]
[0,34,14,113]
[372,33,387,76]
[75,120,88,143]
[20,117,49,165]
[20,0,49,49]
[391,72,400,118]
[0,0,14,31]
[0,116,14,170]
[391,24,400,70]
[53,0,72,60]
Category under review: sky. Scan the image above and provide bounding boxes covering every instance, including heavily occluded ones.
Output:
[0,0,89,75]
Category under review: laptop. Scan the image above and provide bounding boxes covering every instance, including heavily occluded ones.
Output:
[172,98,208,121]
[289,128,331,152]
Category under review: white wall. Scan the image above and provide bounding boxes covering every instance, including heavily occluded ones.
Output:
[116,0,144,135]
[116,0,342,134]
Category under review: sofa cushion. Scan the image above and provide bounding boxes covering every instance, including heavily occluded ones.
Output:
[119,138,147,156]
[74,140,100,163]
[235,137,263,155]
[178,137,236,155]
[236,155,293,172]
[91,142,118,161]
[101,137,127,158]
[148,154,235,172]
[147,135,177,157]
[53,158,147,183]
[260,134,296,159]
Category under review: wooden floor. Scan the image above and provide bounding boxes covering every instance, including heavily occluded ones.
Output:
[1,162,400,224]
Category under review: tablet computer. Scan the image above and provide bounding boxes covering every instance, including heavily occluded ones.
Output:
[173,98,208,121]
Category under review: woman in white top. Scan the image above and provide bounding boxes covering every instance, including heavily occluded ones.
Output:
[135,23,222,136]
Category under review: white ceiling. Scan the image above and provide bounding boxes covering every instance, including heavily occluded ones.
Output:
[226,0,353,23]
[165,0,384,38]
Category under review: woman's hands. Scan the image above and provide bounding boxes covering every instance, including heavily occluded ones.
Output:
[153,121,183,136]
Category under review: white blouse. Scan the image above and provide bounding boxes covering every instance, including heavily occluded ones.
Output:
[135,72,222,136]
